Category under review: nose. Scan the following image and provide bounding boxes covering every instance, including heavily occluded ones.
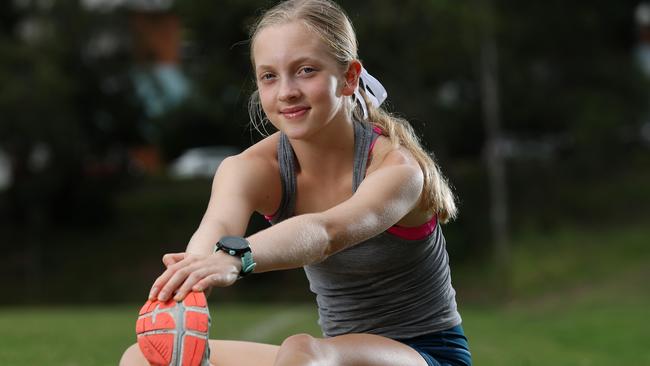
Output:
[278,78,301,102]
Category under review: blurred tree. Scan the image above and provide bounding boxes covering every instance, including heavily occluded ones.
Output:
[0,0,647,303]
[476,0,510,289]
[0,1,144,301]
[162,0,647,253]
[0,2,144,227]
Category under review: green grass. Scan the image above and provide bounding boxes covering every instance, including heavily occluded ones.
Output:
[463,268,650,365]
[1,276,648,366]
[0,303,321,366]
[1,224,648,365]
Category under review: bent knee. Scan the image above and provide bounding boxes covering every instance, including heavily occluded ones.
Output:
[281,334,318,351]
[278,333,326,362]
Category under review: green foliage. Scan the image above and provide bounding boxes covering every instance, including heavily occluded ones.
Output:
[0,2,143,229]
[498,0,647,153]
[1,0,650,305]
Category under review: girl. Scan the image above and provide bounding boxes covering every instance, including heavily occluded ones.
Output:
[121,0,471,365]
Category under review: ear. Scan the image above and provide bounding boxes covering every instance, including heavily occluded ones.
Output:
[341,60,362,96]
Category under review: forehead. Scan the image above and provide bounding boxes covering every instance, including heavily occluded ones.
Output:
[253,21,334,68]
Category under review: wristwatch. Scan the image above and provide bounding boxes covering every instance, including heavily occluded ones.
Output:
[215,236,256,277]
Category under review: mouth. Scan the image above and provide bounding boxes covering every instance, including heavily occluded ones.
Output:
[280,106,310,119]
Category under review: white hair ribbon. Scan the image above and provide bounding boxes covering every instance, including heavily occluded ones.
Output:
[354,67,388,119]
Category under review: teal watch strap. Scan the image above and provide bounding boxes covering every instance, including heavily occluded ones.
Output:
[240,251,256,277]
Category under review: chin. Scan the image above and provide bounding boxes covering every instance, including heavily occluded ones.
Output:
[281,126,313,140]
[278,122,309,138]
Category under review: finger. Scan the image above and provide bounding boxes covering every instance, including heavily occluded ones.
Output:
[193,271,238,291]
[162,252,186,268]
[192,275,219,292]
[149,268,175,300]
[173,268,208,302]
[158,266,196,301]
[150,255,198,300]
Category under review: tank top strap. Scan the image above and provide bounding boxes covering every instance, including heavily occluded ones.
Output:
[352,121,382,192]
[269,120,379,224]
[268,133,297,224]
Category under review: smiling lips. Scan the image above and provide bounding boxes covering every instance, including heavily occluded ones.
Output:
[280,106,310,119]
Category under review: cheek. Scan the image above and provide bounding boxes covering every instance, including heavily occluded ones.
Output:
[307,76,339,103]
[257,87,274,114]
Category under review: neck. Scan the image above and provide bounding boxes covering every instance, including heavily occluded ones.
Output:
[288,118,356,178]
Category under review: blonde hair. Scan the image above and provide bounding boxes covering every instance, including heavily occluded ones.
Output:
[248,0,457,223]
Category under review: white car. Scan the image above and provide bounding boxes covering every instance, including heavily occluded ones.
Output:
[169,146,239,179]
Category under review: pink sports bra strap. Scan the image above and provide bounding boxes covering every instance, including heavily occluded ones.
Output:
[387,216,438,240]
[369,126,383,155]
[368,125,438,240]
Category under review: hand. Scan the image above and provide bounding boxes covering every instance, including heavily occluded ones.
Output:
[162,252,186,268]
[161,252,214,297]
[148,251,241,302]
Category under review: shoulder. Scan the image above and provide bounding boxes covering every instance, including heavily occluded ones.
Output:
[367,134,422,176]
[214,132,282,214]
[222,132,279,171]
[365,134,431,226]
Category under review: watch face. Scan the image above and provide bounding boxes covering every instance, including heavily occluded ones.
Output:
[219,236,249,250]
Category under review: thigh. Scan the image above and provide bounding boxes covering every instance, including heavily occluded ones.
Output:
[278,333,429,366]
[120,340,279,366]
[210,339,279,366]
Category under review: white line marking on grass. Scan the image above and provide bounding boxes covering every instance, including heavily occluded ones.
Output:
[239,311,299,342]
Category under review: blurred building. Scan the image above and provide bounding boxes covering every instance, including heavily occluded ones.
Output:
[84,0,191,173]
[127,4,190,119]
[82,0,189,119]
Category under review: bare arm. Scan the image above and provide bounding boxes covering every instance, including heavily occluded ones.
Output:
[148,152,275,300]
[184,156,259,256]
[249,148,424,272]
[152,147,423,302]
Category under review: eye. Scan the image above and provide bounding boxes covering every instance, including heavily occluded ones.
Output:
[298,66,317,76]
[259,72,276,82]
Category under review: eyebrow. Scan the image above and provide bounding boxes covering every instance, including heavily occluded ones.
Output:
[256,56,322,72]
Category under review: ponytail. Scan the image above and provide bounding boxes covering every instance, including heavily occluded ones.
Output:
[355,90,458,223]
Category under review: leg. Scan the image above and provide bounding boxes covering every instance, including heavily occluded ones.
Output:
[273,333,429,366]
[119,343,149,366]
[209,340,279,366]
[119,340,279,366]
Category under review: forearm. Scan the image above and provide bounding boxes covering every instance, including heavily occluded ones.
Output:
[185,222,230,256]
[248,213,332,273]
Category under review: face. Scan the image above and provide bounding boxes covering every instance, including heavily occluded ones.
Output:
[252,21,358,140]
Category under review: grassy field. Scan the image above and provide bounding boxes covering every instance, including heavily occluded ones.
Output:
[1,270,648,366]
[1,224,649,365]
[0,286,648,366]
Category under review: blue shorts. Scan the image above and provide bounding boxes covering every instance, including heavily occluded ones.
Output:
[396,325,472,366]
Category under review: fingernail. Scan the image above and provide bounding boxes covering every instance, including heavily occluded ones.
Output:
[149,287,157,299]
[158,291,167,301]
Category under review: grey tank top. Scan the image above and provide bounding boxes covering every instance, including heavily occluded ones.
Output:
[268,121,462,339]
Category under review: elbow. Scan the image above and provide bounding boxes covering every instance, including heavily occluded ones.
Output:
[312,214,342,260]
[321,217,339,259]
[320,213,376,259]
[286,214,337,265]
